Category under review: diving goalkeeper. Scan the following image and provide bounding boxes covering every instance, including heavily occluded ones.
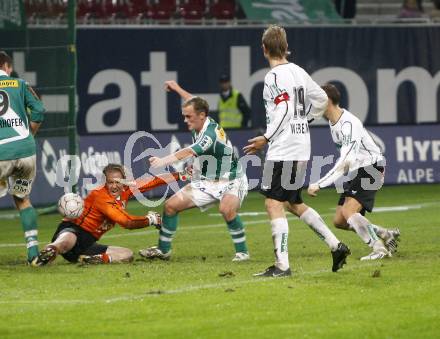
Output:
[32,163,188,265]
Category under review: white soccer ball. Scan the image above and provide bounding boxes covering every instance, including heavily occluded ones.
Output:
[58,193,84,219]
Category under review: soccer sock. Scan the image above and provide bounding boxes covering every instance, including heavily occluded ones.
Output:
[347,213,379,247]
[158,213,178,253]
[371,224,388,238]
[226,216,248,254]
[271,218,289,270]
[19,207,39,262]
[300,208,340,251]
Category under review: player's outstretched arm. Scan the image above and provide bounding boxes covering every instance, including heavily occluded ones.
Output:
[243,95,288,155]
[304,70,328,119]
[244,91,288,155]
[97,199,159,230]
[116,173,178,187]
[149,147,195,168]
[117,171,190,197]
[308,140,358,195]
[243,135,268,155]
[164,80,192,100]
[308,119,364,195]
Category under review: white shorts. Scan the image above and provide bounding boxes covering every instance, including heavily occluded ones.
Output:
[0,155,36,199]
[180,175,248,211]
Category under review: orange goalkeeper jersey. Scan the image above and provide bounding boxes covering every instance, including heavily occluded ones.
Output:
[71,174,178,239]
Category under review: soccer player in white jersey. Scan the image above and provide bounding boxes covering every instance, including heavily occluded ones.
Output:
[243,25,350,277]
[139,81,250,262]
[308,84,400,260]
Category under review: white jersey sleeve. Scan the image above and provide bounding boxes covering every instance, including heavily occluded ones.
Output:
[302,70,328,119]
[263,71,290,142]
[315,120,360,188]
[315,110,383,188]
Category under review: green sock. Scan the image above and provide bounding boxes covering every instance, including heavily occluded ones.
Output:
[158,213,178,253]
[227,216,248,253]
[19,207,39,261]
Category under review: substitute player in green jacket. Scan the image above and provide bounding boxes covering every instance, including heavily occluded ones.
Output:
[139,80,249,261]
[0,51,45,263]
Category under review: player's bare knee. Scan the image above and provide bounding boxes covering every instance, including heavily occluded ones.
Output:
[164,200,177,216]
[219,205,236,221]
[341,206,356,221]
[13,196,31,210]
[53,232,77,253]
[265,199,281,213]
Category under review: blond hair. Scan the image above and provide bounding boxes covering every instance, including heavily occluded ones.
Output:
[103,163,126,179]
[262,25,290,59]
[182,96,209,116]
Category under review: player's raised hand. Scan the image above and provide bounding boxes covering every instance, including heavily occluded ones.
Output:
[149,156,164,168]
[243,136,268,155]
[164,80,180,92]
[307,183,320,197]
[164,81,193,100]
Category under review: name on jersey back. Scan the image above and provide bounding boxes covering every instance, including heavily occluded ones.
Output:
[290,121,309,134]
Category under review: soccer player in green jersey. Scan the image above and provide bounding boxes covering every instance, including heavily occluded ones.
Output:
[139,80,249,262]
[0,51,45,264]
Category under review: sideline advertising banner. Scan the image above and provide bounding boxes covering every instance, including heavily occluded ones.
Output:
[76,26,440,134]
[0,124,437,208]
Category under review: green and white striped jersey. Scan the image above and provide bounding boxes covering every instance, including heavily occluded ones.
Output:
[190,117,243,180]
[0,71,45,160]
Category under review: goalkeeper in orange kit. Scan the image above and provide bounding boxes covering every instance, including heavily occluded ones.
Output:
[32,163,189,265]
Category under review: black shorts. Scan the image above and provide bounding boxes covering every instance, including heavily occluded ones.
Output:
[259,160,306,204]
[338,163,385,214]
[52,221,108,263]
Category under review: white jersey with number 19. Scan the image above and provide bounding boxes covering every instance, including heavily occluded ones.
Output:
[263,63,327,161]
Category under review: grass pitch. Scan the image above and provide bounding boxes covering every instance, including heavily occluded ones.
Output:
[0,184,439,338]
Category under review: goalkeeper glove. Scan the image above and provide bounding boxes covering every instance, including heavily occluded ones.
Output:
[146,211,162,229]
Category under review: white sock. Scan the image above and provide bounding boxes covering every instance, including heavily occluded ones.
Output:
[271,218,289,270]
[347,213,379,247]
[300,208,340,251]
[371,224,388,238]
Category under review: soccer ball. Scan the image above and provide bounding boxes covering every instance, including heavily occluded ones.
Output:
[58,193,84,219]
